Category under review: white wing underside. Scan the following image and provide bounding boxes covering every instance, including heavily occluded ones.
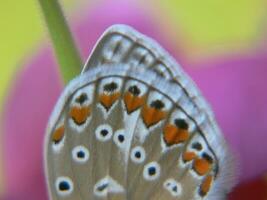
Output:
[44,25,235,200]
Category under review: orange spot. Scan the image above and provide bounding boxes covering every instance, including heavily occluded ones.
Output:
[99,92,120,110]
[52,125,65,143]
[163,124,189,145]
[69,106,91,125]
[141,104,166,128]
[193,158,212,176]
[183,152,197,162]
[123,92,146,113]
[199,175,213,196]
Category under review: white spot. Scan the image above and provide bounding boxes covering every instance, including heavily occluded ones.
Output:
[72,145,90,163]
[69,116,91,133]
[70,85,95,107]
[163,178,182,197]
[188,135,206,152]
[143,161,161,181]
[95,124,113,142]
[169,109,196,133]
[52,136,65,153]
[55,176,74,197]
[125,80,148,97]
[146,91,172,111]
[113,129,126,149]
[130,146,146,164]
[99,77,122,94]
[93,176,124,197]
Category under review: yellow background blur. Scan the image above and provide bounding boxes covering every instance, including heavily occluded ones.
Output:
[0,0,80,193]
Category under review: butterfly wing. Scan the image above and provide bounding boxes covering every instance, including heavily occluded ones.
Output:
[45,25,235,200]
[82,24,174,79]
[83,24,236,197]
[82,25,218,143]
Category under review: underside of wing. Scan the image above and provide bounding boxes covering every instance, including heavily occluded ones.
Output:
[82,25,218,133]
[45,63,235,200]
[82,24,236,195]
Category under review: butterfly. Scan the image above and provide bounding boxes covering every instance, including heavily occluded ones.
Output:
[44,25,235,200]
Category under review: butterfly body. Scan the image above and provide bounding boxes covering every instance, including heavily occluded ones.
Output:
[45,25,235,200]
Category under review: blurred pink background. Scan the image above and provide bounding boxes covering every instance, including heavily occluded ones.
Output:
[1,0,267,199]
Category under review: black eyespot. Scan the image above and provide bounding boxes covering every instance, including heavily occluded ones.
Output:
[56,177,74,195]
[148,167,156,176]
[135,151,141,158]
[150,100,165,109]
[114,130,126,147]
[59,181,70,191]
[174,119,189,130]
[202,153,213,163]
[128,85,141,96]
[101,129,108,136]
[77,151,85,158]
[97,183,108,192]
[192,142,202,151]
[75,93,88,104]
[96,124,113,142]
[172,186,178,192]
[118,135,124,142]
[72,146,90,163]
[131,146,146,163]
[104,82,118,92]
[144,162,160,180]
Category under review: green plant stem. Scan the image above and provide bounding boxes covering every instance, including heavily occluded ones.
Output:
[38,0,82,84]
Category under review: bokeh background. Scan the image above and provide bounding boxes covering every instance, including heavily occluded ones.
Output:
[0,0,267,199]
